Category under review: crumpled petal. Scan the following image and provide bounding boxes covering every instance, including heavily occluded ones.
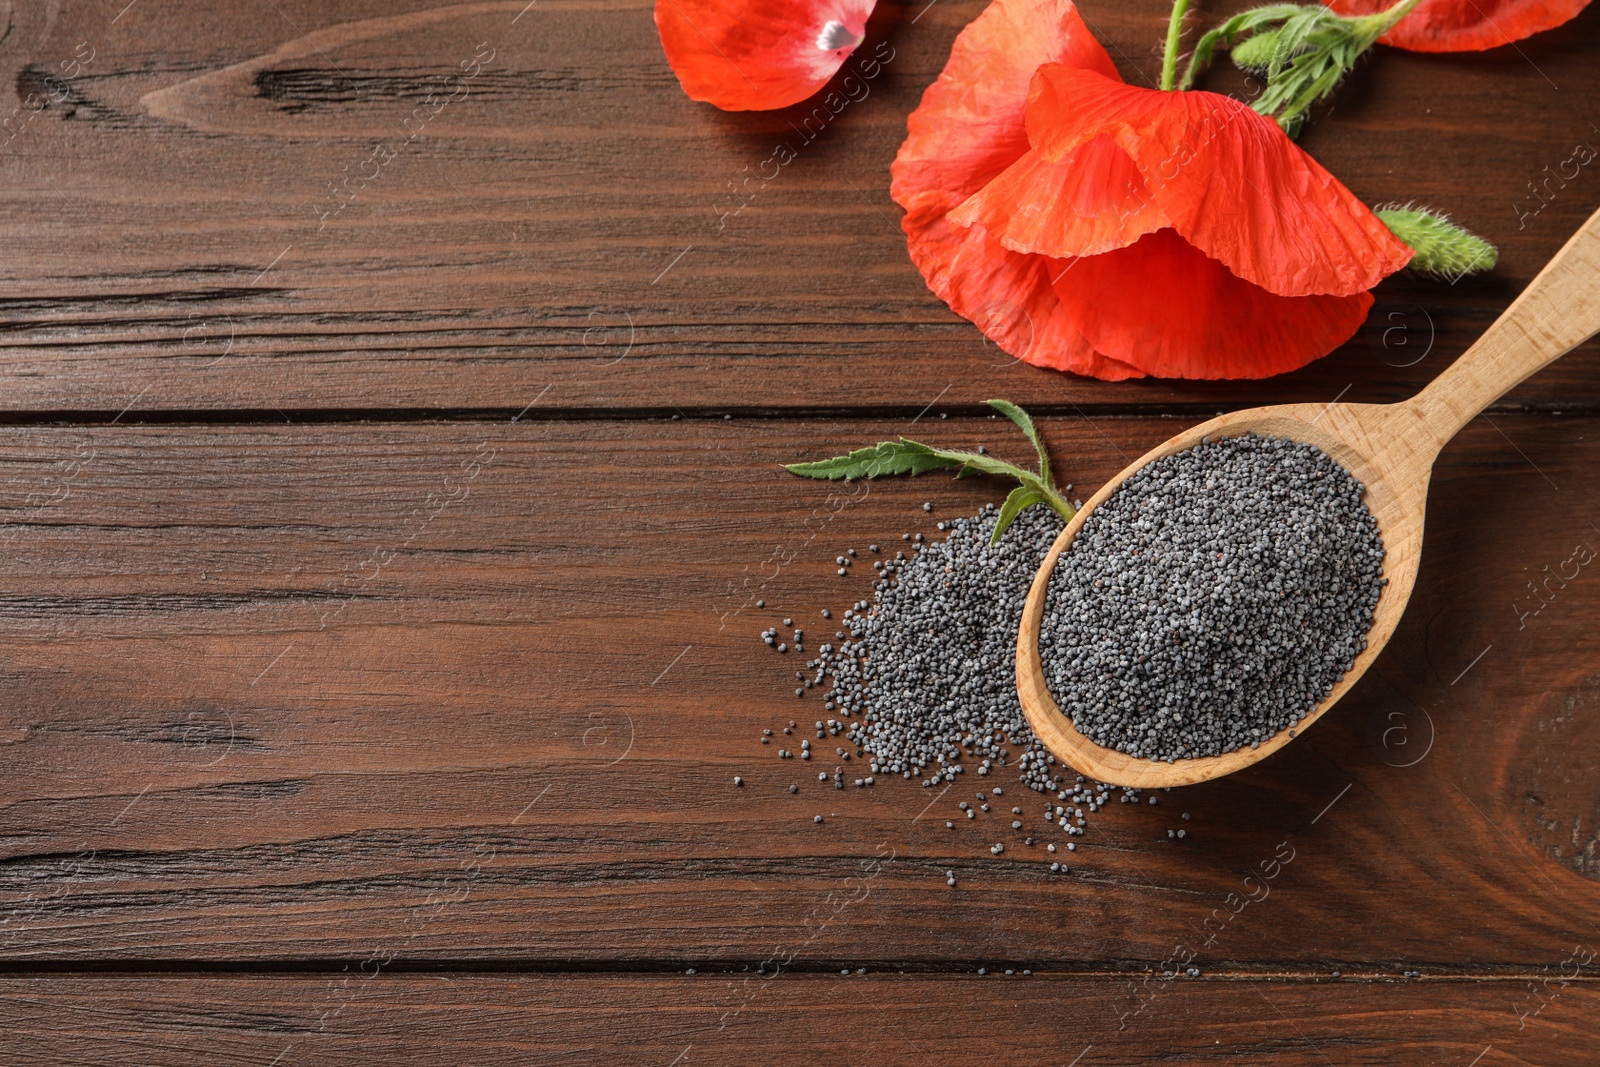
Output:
[655,0,876,110]
[903,204,1145,378]
[948,137,1170,259]
[1330,0,1590,51]
[1052,228,1374,378]
[1027,65,1414,297]
[891,0,1141,378]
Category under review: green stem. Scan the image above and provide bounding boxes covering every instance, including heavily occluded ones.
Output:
[1024,474,1076,522]
[1160,0,1192,91]
[1352,0,1422,46]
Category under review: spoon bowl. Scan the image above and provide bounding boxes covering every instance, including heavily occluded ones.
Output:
[1017,204,1600,789]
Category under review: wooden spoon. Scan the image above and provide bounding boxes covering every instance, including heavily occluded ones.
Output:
[1016,205,1600,789]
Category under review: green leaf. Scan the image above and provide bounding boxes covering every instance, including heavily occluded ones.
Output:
[785,400,1077,532]
[990,484,1049,545]
[985,398,1052,488]
[1183,0,1418,132]
[1376,206,1498,279]
[784,439,965,481]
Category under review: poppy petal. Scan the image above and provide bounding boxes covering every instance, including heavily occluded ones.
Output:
[1052,228,1373,379]
[904,205,1146,379]
[1329,0,1591,51]
[655,0,876,110]
[947,137,1170,258]
[891,0,1120,224]
[891,0,1139,378]
[1027,66,1413,297]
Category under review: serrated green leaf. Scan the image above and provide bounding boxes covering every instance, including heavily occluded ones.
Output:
[784,440,964,481]
[990,484,1048,545]
[985,399,1052,488]
[786,408,1078,532]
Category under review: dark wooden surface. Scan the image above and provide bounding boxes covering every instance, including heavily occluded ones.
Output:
[0,0,1597,1063]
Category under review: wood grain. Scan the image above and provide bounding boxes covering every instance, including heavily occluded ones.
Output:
[0,972,1595,1065]
[0,0,1595,413]
[0,416,1592,967]
[3,0,1598,1055]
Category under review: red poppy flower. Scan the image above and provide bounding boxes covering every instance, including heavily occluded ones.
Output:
[656,0,876,110]
[890,0,1413,379]
[1329,0,1590,52]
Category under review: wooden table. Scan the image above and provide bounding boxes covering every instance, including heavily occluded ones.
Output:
[1,1,1597,1062]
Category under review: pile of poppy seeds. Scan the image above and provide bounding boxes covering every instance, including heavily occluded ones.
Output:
[1039,433,1386,761]
[761,501,1162,863]
[819,505,1068,792]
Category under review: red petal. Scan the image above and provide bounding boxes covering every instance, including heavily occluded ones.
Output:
[903,205,1145,379]
[1052,228,1372,379]
[655,0,876,110]
[947,137,1169,258]
[1330,0,1590,51]
[892,0,1119,222]
[891,0,1140,378]
[1027,67,1413,297]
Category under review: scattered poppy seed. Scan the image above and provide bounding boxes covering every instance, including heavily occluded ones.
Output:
[733,776,743,786]
[814,815,824,824]
[804,503,1150,855]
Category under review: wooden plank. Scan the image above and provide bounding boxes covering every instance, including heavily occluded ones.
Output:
[0,972,1596,1064]
[0,0,1596,412]
[0,414,1593,963]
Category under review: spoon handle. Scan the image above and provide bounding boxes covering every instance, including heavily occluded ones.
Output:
[1407,203,1600,445]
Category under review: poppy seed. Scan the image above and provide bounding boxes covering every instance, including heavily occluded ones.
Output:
[1040,433,1384,762]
